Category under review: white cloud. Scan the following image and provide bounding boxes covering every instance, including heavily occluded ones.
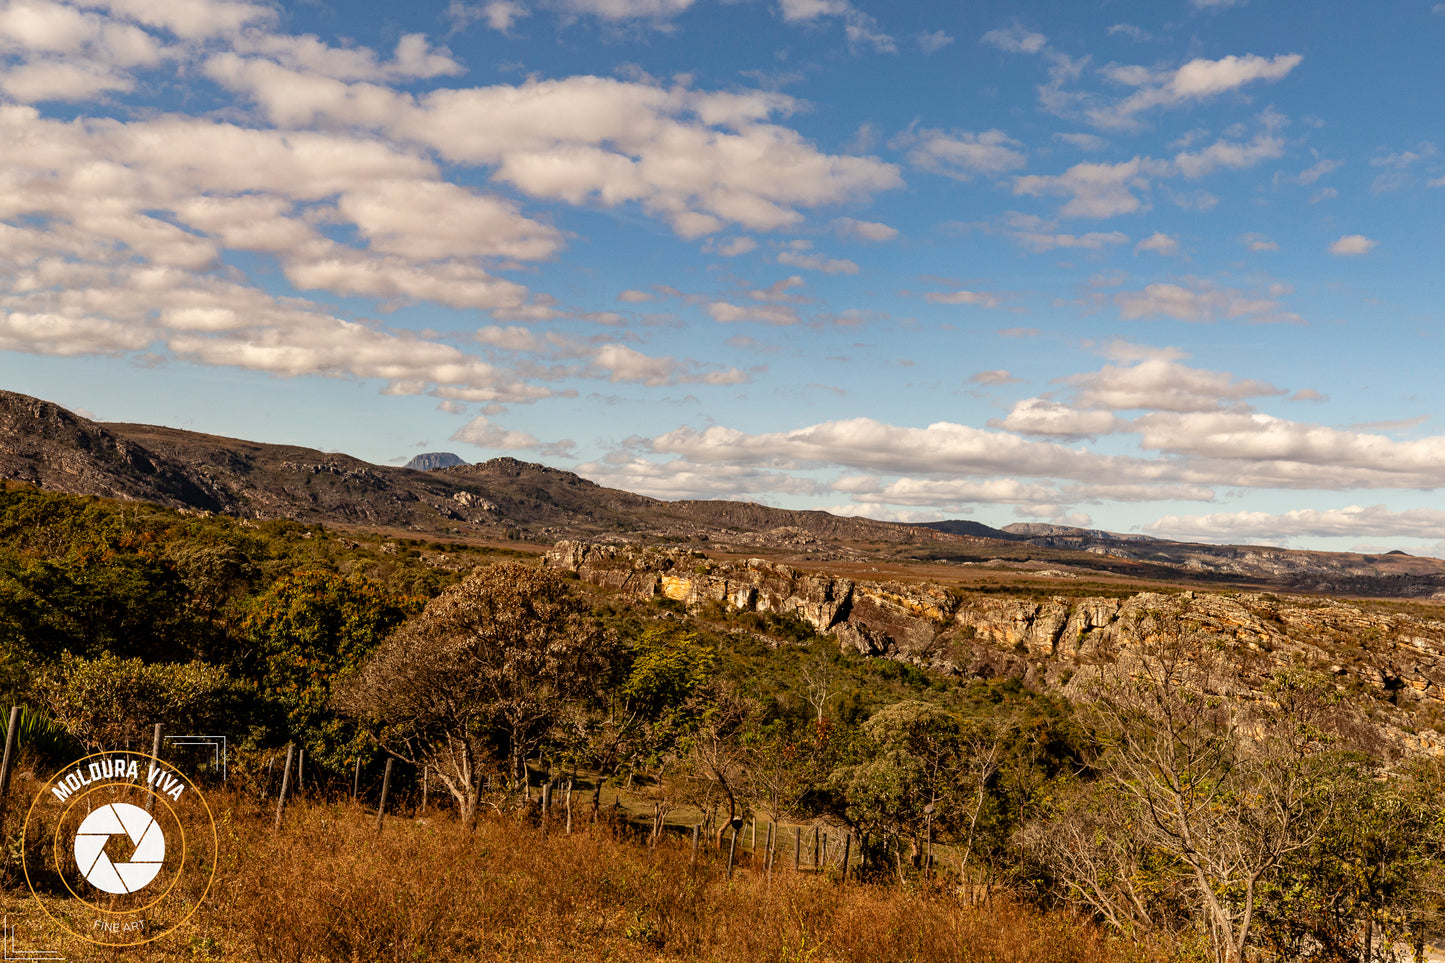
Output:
[647,417,1144,482]
[467,1,529,32]
[900,128,1026,181]
[577,454,825,500]
[209,68,903,238]
[1134,232,1179,256]
[335,179,563,261]
[1294,158,1340,185]
[1066,357,1286,412]
[1172,132,1284,179]
[969,369,1020,385]
[992,398,1125,438]
[1114,280,1301,324]
[706,301,800,325]
[1087,53,1302,128]
[704,236,758,257]
[1329,234,1377,256]
[776,244,859,274]
[1003,214,1129,252]
[79,0,274,39]
[924,290,1001,308]
[1013,157,1160,218]
[1144,505,1445,543]
[981,25,1047,54]
[777,0,894,52]
[451,415,542,449]
[917,30,952,54]
[1106,23,1151,41]
[617,289,654,303]
[832,217,898,241]
[1241,233,1278,252]
[843,476,1066,510]
[558,0,695,21]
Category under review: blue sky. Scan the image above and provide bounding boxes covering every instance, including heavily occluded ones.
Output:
[3,0,1445,554]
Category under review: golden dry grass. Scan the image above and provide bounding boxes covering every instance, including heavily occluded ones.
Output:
[4,794,1181,962]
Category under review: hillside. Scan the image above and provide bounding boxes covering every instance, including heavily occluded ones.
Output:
[5,390,1445,598]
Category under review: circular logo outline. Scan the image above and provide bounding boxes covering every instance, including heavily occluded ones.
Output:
[23,751,218,947]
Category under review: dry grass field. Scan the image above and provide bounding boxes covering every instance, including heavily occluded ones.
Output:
[4,793,1180,963]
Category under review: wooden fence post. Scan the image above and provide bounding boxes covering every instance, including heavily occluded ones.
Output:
[564,781,573,835]
[376,758,394,832]
[842,834,851,883]
[690,824,699,869]
[296,748,304,798]
[794,826,801,871]
[145,724,164,813]
[0,707,20,828]
[273,744,294,833]
[352,756,362,802]
[727,826,739,879]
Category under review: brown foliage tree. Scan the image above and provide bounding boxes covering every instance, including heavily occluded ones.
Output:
[333,563,615,827]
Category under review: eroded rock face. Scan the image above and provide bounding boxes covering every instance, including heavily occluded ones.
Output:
[546,540,1445,755]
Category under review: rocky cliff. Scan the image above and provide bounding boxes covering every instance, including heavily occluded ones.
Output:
[547,539,1445,753]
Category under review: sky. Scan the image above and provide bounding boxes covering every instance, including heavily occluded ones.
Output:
[2,0,1445,556]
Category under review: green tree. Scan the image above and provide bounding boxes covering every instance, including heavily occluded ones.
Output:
[242,570,419,773]
[34,651,255,752]
[565,623,714,814]
[829,700,966,880]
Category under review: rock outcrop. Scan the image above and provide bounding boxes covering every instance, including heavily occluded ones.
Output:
[547,540,1445,753]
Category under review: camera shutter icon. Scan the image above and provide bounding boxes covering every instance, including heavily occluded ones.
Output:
[73,802,166,895]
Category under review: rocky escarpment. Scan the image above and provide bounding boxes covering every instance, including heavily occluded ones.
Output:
[547,540,1445,753]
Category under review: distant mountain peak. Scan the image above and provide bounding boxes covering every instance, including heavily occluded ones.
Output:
[404,452,467,471]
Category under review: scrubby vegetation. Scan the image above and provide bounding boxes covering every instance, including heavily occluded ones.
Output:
[4,483,1445,961]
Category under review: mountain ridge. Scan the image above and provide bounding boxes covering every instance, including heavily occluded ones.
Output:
[4,390,1445,598]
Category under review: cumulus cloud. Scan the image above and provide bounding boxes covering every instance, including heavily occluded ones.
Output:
[917,30,952,54]
[557,0,696,22]
[899,127,1026,181]
[1134,232,1180,256]
[1145,505,1445,543]
[590,342,748,386]
[207,68,903,238]
[1114,280,1301,324]
[832,217,898,241]
[647,417,1149,482]
[451,415,543,449]
[1066,357,1286,412]
[969,369,1020,385]
[1014,157,1160,218]
[576,454,826,500]
[981,24,1047,54]
[776,246,859,275]
[706,301,800,325]
[924,290,1001,308]
[1172,132,1284,179]
[776,0,894,52]
[1003,214,1129,252]
[1087,53,1302,129]
[1329,234,1377,256]
[992,398,1126,438]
